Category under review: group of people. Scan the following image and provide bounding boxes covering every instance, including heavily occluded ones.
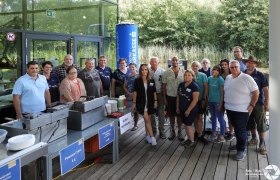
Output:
[12,45,269,161]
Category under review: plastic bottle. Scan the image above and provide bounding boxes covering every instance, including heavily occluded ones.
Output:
[122,95,126,109]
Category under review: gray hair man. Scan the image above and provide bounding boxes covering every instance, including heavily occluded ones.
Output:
[224,60,259,161]
[149,57,166,139]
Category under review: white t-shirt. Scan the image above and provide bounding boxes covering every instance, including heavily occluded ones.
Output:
[224,72,258,112]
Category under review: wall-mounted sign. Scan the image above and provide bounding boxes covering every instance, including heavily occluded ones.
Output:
[59,139,85,175]
[6,32,16,42]
[0,159,21,180]
[98,123,115,149]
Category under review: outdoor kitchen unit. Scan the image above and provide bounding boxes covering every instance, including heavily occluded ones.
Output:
[67,96,107,130]
[0,104,69,143]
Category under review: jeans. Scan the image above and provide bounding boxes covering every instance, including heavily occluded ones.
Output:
[208,102,226,136]
[209,102,225,136]
[226,109,249,151]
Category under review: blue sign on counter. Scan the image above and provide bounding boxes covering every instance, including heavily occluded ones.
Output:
[98,123,115,149]
[0,159,20,180]
[59,139,85,175]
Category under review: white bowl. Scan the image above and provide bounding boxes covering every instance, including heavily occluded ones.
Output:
[0,129,7,143]
[7,134,35,150]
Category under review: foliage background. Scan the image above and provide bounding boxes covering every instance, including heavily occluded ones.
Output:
[118,0,269,68]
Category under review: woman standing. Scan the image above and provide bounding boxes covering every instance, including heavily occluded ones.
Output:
[219,59,235,142]
[123,63,139,131]
[207,65,226,143]
[111,58,130,98]
[177,70,199,147]
[132,64,157,146]
[42,61,60,105]
[220,59,231,80]
[59,66,87,103]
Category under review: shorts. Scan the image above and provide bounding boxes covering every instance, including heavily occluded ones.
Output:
[165,95,177,116]
[180,110,197,126]
[246,104,267,132]
[198,100,206,114]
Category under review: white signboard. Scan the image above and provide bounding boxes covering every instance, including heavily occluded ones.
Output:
[119,113,134,134]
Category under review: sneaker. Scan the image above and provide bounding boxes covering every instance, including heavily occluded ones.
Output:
[248,138,258,146]
[168,130,176,140]
[150,137,157,146]
[236,151,246,161]
[225,134,235,142]
[145,135,152,144]
[180,139,191,146]
[198,136,209,144]
[258,144,267,155]
[160,132,167,139]
[229,144,237,151]
[177,131,184,141]
[185,140,195,148]
[208,134,217,142]
[213,136,226,144]
[131,126,138,131]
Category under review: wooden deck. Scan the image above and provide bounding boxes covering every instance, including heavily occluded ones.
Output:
[57,117,270,180]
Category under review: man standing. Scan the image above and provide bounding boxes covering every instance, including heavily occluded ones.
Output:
[149,57,166,139]
[53,54,81,82]
[13,61,51,119]
[244,56,269,155]
[224,60,259,161]
[162,56,185,141]
[232,46,247,72]
[96,55,112,97]
[78,58,103,98]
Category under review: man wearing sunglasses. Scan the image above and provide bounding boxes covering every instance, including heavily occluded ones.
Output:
[224,60,259,161]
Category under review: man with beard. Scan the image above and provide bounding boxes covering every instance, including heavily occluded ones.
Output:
[244,56,269,155]
[53,54,81,82]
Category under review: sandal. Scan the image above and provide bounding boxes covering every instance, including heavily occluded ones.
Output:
[131,126,138,131]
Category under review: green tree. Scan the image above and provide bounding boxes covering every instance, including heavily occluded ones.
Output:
[219,0,269,59]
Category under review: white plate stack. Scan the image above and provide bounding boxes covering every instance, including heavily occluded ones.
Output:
[108,100,118,112]
[6,134,36,151]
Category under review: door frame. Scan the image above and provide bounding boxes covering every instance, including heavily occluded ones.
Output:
[23,32,102,73]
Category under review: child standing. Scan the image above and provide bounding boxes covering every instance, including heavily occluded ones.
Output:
[207,65,226,143]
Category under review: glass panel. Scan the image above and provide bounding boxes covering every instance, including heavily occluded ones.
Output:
[0,31,21,96]
[30,40,68,68]
[76,41,99,68]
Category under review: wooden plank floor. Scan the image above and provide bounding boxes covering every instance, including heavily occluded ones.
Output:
[56,117,270,180]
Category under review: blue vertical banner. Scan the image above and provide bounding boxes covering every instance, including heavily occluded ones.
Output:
[116,23,139,68]
[98,123,115,149]
[0,159,21,180]
[59,139,85,175]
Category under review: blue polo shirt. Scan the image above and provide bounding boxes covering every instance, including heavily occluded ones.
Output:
[245,69,268,105]
[12,74,49,113]
[96,66,112,90]
[177,81,200,111]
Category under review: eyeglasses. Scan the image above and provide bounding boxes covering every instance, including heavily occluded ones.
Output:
[230,66,239,69]
[233,51,241,53]
[69,71,77,75]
